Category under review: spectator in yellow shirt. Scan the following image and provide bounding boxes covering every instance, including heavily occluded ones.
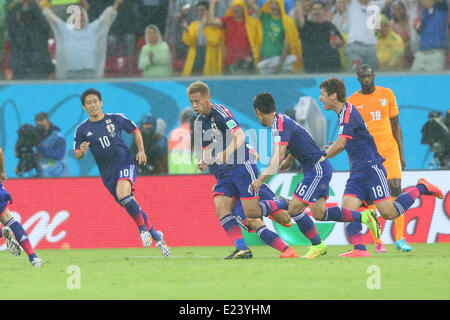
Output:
[376,14,405,71]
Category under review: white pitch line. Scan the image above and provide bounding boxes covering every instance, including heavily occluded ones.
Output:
[128,256,212,259]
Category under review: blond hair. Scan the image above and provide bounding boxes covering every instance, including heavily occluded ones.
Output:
[187,81,210,96]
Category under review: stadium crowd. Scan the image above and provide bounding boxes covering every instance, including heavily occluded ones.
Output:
[0,0,448,80]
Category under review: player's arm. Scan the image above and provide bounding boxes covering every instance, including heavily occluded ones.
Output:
[280,153,294,172]
[250,143,287,192]
[214,128,246,164]
[325,135,347,159]
[132,128,147,165]
[0,147,6,182]
[196,145,214,173]
[74,142,90,160]
[390,115,406,170]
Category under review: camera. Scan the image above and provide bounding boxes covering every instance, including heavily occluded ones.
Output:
[421,111,450,169]
[15,124,43,177]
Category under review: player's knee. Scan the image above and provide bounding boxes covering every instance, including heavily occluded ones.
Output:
[310,210,324,221]
[245,218,264,230]
[0,209,12,224]
[391,186,402,197]
[378,208,397,220]
[309,204,326,221]
[275,211,291,225]
[389,180,402,197]
[287,199,307,216]
[117,191,132,203]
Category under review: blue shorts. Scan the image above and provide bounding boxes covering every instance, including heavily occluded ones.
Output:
[0,184,12,216]
[293,159,332,204]
[214,162,259,201]
[101,162,137,201]
[344,163,391,206]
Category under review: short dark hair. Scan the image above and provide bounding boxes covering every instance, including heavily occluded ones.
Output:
[253,93,276,114]
[196,1,209,9]
[35,112,49,122]
[356,64,374,77]
[320,78,347,103]
[81,88,102,105]
[312,1,324,8]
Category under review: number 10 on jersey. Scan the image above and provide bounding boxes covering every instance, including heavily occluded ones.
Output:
[99,136,111,149]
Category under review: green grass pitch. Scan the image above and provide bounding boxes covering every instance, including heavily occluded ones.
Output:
[1,243,448,300]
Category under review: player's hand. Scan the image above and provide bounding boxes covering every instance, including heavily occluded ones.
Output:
[197,159,208,173]
[0,172,7,183]
[213,152,226,164]
[250,178,263,193]
[400,155,406,171]
[322,140,335,150]
[279,158,292,173]
[80,142,90,154]
[136,151,147,165]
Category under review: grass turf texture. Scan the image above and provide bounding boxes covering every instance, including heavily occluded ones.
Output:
[0,243,448,300]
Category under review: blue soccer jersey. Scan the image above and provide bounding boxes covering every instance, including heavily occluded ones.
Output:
[0,183,12,215]
[337,103,384,171]
[195,104,250,178]
[73,113,137,177]
[272,113,326,172]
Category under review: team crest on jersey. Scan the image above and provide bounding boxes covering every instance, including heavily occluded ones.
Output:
[105,119,112,124]
[380,99,387,106]
[106,123,116,137]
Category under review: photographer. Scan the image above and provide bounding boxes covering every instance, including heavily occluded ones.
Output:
[34,112,70,177]
[15,124,41,177]
[421,109,450,169]
[130,113,168,175]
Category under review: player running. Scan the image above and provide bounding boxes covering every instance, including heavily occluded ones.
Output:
[219,145,296,258]
[348,65,409,252]
[74,88,170,256]
[319,78,443,257]
[0,147,43,267]
[189,81,298,259]
[250,93,380,258]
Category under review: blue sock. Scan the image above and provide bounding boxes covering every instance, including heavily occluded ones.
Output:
[291,212,321,245]
[324,207,343,221]
[220,214,248,250]
[416,184,427,195]
[7,218,37,261]
[346,222,367,251]
[256,226,289,252]
[393,187,421,216]
[141,211,161,241]
[119,196,147,233]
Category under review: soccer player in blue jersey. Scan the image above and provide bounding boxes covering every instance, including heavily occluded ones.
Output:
[250,92,381,258]
[74,88,170,256]
[189,81,298,259]
[319,78,444,257]
[0,147,43,267]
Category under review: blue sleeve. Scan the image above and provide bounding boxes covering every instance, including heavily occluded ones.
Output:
[273,115,291,146]
[213,106,241,133]
[115,114,138,134]
[73,126,83,151]
[338,107,356,140]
